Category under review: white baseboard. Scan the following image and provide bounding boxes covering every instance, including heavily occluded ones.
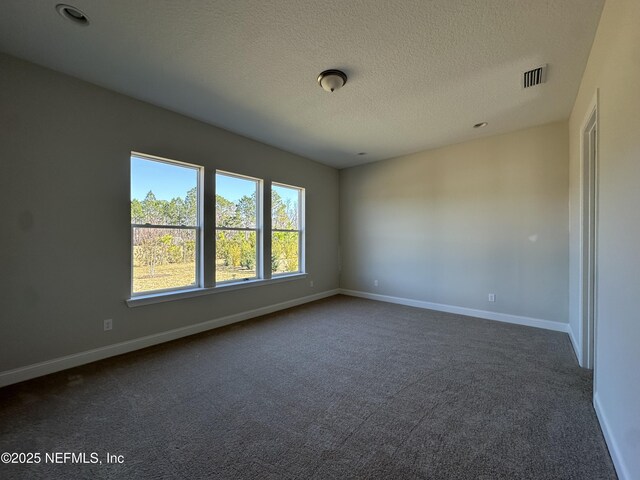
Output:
[339,289,569,333]
[594,392,629,480]
[0,289,340,388]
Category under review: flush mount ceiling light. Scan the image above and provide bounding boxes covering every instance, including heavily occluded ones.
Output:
[56,4,90,26]
[317,70,347,92]
[473,122,488,128]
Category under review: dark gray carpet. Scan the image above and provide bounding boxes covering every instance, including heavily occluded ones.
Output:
[0,295,616,479]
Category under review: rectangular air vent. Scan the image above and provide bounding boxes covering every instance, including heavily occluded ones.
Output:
[523,64,547,88]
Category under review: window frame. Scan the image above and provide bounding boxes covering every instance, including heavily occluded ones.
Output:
[271,181,305,277]
[214,170,264,285]
[128,156,309,306]
[130,152,203,297]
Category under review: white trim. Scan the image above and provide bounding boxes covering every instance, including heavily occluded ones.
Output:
[0,289,339,388]
[340,289,569,333]
[131,151,203,170]
[127,273,307,307]
[577,89,599,370]
[568,324,582,365]
[594,392,629,480]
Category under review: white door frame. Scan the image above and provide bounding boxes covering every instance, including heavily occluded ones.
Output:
[578,91,599,371]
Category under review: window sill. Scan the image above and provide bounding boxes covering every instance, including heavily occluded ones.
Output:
[126,273,308,308]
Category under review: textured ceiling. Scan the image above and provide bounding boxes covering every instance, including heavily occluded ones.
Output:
[0,1,604,168]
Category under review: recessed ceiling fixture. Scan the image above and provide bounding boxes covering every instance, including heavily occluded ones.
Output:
[56,4,90,26]
[473,122,488,128]
[317,70,347,92]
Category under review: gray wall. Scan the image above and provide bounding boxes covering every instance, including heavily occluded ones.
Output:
[340,122,569,323]
[0,53,339,372]
[568,0,640,476]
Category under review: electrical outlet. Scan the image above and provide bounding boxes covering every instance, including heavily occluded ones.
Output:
[374,279,379,287]
[309,280,314,288]
[103,318,113,331]
[488,294,496,302]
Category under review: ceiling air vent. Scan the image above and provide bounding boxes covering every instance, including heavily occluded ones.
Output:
[523,64,547,88]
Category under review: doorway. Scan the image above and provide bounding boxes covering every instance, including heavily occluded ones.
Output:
[580,99,598,370]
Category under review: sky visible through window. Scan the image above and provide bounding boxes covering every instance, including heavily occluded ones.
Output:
[216,174,298,205]
[131,156,197,201]
[272,183,299,206]
[131,155,299,207]
[216,173,256,202]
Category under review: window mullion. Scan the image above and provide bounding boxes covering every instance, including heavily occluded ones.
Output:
[203,166,215,288]
[132,224,197,230]
[263,180,272,280]
[215,227,257,232]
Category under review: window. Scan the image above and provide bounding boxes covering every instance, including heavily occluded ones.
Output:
[130,154,201,295]
[129,155,307,303]
[215,171,262,283]
[272,183,304,275]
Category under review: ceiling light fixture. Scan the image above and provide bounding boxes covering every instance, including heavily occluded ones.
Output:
[317,70,347,92]
[56,4,90,26]
[473,122,488,128]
